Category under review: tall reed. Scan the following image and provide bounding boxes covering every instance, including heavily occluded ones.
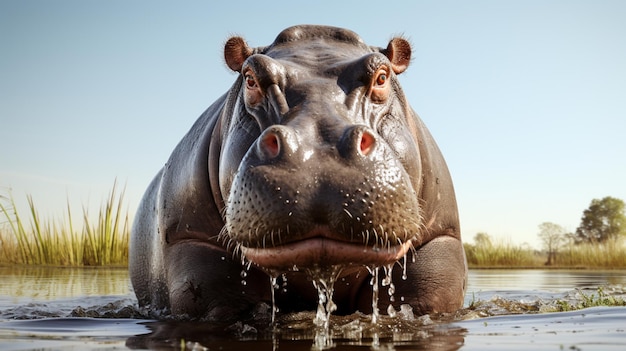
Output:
[464,238,538,267]
[82,182,129,265]
[556,238,626,268]
[0,182,129,266]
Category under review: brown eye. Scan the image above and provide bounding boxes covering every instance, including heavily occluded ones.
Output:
[245,73,257,88]
[376,72,387,86]
[369,67,391,103]
[243,70,263,105]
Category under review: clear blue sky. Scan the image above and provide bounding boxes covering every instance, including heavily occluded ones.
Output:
[2,1,625,249]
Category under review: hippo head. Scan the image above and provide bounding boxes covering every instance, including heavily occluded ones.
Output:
[216,25,423,273]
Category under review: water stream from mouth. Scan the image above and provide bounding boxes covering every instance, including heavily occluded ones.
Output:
[269,275,278,325]
[245,245,416,348]
[382,263,397,318]
[305,265,342,350]
[263,253,411,339]
[267,260,407,348]
[367,266,381,324]
[307,266,341,329]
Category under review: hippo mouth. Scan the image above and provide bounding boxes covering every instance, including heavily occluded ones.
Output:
[240,229,413,271]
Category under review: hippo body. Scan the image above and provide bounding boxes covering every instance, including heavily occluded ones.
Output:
[130,25,467,320]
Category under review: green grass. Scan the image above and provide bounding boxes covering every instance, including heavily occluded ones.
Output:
[552,287,626,312]
[464,238,626,268]
[466,286,626,317]
[0,182,129,266]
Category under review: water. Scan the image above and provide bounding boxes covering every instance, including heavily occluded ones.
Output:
[0,266,625,350]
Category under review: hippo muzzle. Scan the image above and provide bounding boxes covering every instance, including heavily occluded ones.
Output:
[226,123,420,271]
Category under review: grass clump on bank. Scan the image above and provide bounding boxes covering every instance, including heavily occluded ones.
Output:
[463,237,539,267]
[465,286,626,317]
[0,183,129,266]
[553,287,626,312]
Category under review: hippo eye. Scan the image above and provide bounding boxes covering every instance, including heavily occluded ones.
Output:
[243,70,263,106]
[375,71,387,86]
[369,66,391,103]
[244,73,258,89]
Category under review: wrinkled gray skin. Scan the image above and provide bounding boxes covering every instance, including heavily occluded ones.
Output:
[130,25,467,321]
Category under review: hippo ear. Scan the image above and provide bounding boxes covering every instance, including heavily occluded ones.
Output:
[382,37,412,75]
[224,37,253,72]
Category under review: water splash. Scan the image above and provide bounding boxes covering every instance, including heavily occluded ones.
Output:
[304,266,343,350]
[266,262,403,348]
[273,304,439,350]
[386,304,397,318]
[307,266,341,329]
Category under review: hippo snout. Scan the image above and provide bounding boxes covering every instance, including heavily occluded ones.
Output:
[224,121,422,271]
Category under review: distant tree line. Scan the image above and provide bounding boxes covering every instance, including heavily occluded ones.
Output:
[538,196,625,265]
[464,196,626,267]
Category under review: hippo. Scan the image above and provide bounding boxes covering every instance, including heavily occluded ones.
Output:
[130,25,467,321]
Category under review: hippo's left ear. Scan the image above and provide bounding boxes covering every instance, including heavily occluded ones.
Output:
[382,38,412,75]
[224,36,253,72]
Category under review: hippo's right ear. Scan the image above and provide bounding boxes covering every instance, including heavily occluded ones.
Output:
[382,37,412,75]
[224,37,253,72]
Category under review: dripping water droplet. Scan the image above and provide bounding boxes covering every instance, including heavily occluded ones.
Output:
[281,273,288,293]
[367,266,380,324]
[383,264,396,304]
[382,264,393,286]
[270,275,279,325]
[388,283,396,302]
[387,304,397,318]
[402,254,408,280]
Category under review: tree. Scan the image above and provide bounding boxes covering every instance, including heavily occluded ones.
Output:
[537,222,567,265]
[575,196,626,243]
[473,232,493,248]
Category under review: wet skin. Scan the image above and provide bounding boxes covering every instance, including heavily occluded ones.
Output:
[129,25,467,320]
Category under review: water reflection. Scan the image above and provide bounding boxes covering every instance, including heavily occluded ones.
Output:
[125,313,467,351]
[0,265,130,304]
[467,269,626,292]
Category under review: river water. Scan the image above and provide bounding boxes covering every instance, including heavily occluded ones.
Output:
[0,266,624,350]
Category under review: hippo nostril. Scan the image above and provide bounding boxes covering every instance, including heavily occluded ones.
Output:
[257,126,299,161]
[260,131,280,159]
[359,130,376,155]
[338,126,378,159]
